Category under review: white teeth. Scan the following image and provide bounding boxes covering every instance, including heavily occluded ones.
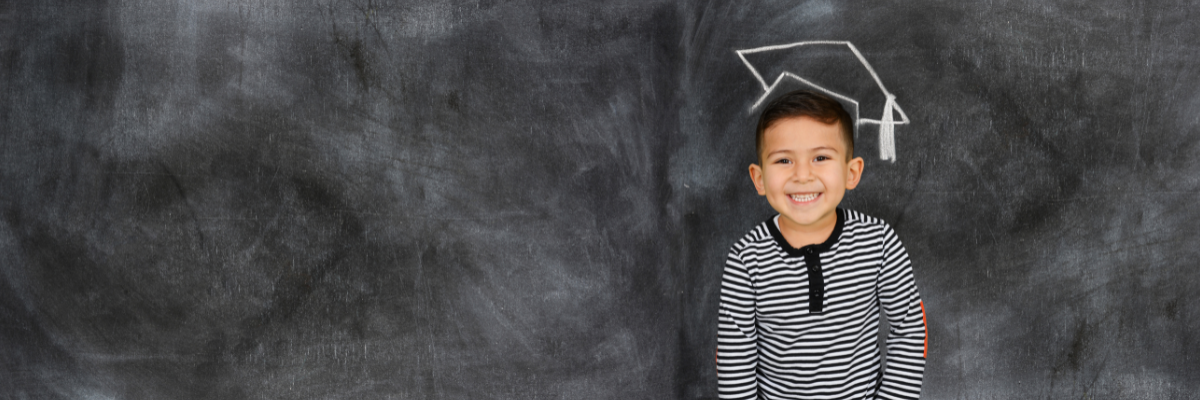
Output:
[790,193,818,202]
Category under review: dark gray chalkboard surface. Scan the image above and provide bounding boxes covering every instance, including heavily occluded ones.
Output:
[2,1,1198,398]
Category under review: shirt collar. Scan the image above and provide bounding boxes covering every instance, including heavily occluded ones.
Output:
[766,208,845,257]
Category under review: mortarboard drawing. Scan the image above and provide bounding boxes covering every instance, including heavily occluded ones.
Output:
[736,41,909,162]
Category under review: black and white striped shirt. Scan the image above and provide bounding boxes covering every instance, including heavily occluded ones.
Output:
[718,208,926,399]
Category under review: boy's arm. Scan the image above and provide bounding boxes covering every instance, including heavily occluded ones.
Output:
[876,225,927,400]
[717,248,758,400]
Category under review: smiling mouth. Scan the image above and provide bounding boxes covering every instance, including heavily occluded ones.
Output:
[789,193,820,203]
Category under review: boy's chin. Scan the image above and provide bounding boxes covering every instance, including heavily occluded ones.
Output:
[778,211,835,229]
[771,201,840,229]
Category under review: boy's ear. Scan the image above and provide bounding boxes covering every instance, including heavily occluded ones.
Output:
[749,163,767,195]
[844,157,864,190]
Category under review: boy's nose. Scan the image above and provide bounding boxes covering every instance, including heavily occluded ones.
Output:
[792,164,813,182]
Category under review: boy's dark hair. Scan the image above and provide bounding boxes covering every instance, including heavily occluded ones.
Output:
[755,89,854,163]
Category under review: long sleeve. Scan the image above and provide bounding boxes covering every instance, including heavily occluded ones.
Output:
[717,247,758,400]
[875,225,927,399]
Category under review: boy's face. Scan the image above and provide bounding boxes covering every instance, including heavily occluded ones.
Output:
[749,116,864,235]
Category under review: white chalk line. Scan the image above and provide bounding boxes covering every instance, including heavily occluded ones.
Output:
[735,41,909,161]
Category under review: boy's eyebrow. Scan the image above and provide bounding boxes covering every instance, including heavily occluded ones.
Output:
[766,146,841,157]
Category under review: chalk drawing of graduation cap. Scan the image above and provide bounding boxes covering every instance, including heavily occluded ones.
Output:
[736,41,909,161]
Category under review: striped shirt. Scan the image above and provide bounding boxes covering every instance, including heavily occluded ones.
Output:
[718,208,926,400]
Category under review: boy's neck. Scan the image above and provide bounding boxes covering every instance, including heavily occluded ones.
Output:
[775,212,839,249]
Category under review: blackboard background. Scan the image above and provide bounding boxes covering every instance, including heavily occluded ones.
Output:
[2,0,1198,399]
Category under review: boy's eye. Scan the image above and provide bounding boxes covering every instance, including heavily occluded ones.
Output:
[815,155,830,162]
[776,158,792,164]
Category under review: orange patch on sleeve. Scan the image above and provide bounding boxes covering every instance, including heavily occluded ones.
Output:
[920,301,928,358]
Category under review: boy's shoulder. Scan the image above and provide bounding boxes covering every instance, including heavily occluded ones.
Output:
[840,208,890,229]
[728,218,775,254]
[838,209,901,241]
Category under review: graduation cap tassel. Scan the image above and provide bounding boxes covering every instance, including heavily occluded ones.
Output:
[879,94,898,162]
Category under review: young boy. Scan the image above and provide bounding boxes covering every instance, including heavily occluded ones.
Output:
[717,90,926,399]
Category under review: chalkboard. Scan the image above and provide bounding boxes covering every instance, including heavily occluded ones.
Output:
[2,0,1198,398]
